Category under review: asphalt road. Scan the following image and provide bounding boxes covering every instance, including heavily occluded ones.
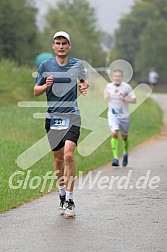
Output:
[0,94,167,252]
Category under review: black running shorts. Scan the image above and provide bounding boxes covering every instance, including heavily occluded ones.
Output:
[45,115,81,151]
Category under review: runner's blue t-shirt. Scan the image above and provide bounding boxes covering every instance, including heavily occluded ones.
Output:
[35,57,86,118]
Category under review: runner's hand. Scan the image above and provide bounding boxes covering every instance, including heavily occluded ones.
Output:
[46,76,54,88]
[79,81,88,96]
[117,92,125,100]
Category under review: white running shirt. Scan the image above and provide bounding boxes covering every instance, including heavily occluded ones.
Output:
[104,82,136,118]
[148,71,159,84]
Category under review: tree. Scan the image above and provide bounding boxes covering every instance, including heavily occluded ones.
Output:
[135,19,167,79]
[113,0,167,79]
[0,0,38,65]
[40,0,105,67]
[115,1,158,64]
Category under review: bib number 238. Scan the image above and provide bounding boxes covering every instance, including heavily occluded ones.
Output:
[50,117,70,130]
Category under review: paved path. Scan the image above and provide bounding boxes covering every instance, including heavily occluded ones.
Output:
[1,94,167,252]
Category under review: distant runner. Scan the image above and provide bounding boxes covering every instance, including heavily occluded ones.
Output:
[104,69,136,167]
[148,68,159,92]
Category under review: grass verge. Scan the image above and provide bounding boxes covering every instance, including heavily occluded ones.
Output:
[0,60,163,213]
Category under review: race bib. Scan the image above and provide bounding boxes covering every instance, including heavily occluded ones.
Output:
[112,107,123,115]
[50,117,70,130]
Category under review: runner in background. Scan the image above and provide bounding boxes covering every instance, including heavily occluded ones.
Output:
[104,70,136,167]
[148,68,159,92]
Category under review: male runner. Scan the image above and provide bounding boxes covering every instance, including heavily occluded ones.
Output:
[148,68,159,92]
[104,70,136,167]
[34,31,88,218]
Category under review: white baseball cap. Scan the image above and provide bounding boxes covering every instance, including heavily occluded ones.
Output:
[53,31,71,43]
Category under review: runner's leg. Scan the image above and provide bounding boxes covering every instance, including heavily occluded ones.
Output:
[108,116,120,166]
[122,134,128,155]
[120,117,129,167]
[53,148,65,190]
[63,140,76,217]
[64,140,76,196]
[53,148,66,214]
[111,130,119,160]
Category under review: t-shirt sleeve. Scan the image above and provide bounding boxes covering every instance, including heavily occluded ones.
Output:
[35,63,45,86]
[126,85,136,99]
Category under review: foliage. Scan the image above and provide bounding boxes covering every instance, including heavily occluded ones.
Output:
[114,0,167,80]
[40,0,106,66]
[0,0,38,65]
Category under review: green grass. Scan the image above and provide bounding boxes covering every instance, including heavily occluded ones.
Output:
[0,60,163,213]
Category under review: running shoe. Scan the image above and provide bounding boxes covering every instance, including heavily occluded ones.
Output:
[122,154,128,167]
[58,195,66,215]
[64,199,76,218]
[112,158,119,167]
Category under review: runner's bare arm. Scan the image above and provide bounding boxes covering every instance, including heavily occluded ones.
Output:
[124,97,136,103]
[104,89,110,100]
[34,76,54,96]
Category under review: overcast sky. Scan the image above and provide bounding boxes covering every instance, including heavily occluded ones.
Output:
[35,0,135,34]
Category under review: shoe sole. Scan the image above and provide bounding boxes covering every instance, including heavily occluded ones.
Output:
[65,214,76,219]
[64,210,76,218]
